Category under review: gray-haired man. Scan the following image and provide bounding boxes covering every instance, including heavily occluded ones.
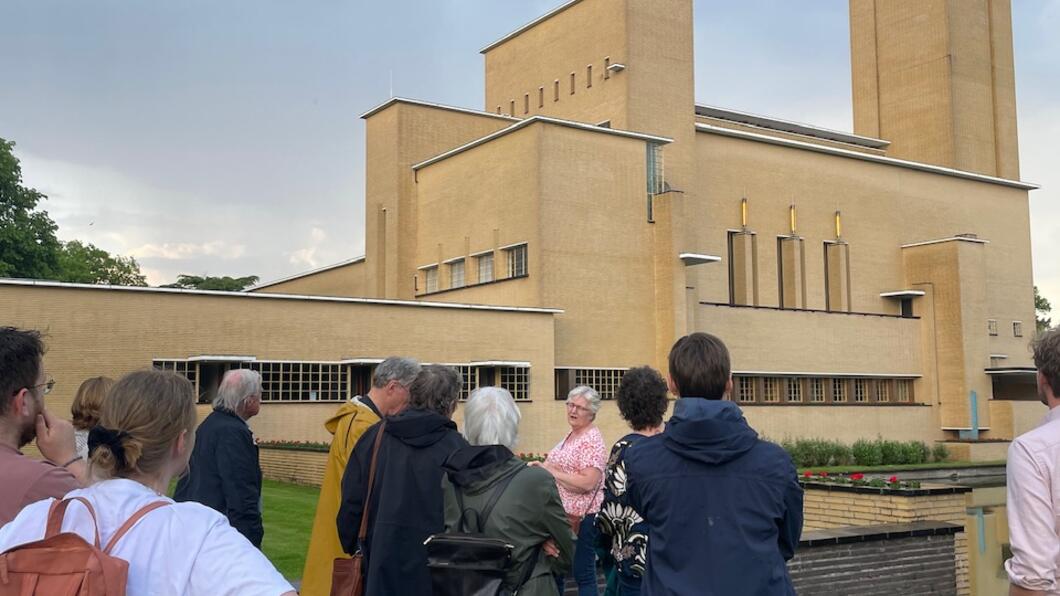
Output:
[175,368,265,546]
[301,356,421,596]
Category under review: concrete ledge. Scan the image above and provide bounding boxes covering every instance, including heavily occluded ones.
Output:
[801,521,964,547]
[801,481,972,497]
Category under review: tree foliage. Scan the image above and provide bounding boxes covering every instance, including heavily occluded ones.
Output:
[0,137,148,286]
[1036,285,1052,333]
[56,240,147,286]
[0,138,61,279]
[161,274,260,291]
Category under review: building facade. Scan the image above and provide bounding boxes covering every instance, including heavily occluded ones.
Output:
[3,0,1042,455]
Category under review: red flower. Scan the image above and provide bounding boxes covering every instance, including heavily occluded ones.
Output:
[850,473,864,481]
[889,476,899,483]
[818,472,828,477]
[803,471,813,478]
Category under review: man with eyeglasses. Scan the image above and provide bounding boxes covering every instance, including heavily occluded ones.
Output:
[0,327,87,526]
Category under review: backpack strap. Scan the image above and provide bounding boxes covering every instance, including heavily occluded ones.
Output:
[460,463,527,534]
[46,497,101,548]
[103,501,170,554]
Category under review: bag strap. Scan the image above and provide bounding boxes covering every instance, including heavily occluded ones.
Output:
[580,472,605,519]
[457,463,526,534]
[513,543,543,594]
[103,501,170,554]
[356,420,387,551]
[46,497,101,548]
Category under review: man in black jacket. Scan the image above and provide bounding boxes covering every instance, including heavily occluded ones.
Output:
[175,368,264,547]
[337,365,469,596]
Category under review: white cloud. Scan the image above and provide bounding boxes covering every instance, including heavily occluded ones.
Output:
[288,227,329,269]
[129,241,246,260]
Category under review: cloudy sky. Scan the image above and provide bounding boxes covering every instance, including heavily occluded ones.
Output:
[1,1,1057,306]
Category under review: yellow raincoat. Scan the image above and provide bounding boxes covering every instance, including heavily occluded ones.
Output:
[300,397,381,596]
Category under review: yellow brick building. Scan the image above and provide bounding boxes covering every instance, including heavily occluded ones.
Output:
[2,0,1043,455]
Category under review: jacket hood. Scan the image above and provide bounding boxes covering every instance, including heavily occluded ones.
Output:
[441,445,522,494]
[323,400,368,436]
[385,408,459,448]
[663,399,758,465]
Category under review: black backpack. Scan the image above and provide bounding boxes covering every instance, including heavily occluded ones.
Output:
[424,466,542,596]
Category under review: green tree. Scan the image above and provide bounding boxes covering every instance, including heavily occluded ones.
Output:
[56,240,147,286]
[0,138,61,279]
[162,274,259,291]
[1036,285,1052,333]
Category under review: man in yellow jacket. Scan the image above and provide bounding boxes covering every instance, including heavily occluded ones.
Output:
[300,357,421,596]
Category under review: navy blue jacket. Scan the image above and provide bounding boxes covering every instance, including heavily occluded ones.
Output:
[624,399,803,596]
[174,408,263,547]
[337,408,468,596]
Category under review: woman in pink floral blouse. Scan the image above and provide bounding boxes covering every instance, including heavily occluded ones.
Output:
[531,385,608,596]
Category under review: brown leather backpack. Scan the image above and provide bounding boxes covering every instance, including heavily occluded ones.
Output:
[0,496,168,596]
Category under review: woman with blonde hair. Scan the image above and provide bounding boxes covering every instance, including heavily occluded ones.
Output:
[70,376,114,459]
[0,369,296,596]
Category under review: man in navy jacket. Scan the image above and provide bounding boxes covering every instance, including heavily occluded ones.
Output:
[624,332,803,595]
[175,368,264,547]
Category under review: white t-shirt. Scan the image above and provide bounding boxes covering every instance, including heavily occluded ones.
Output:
[0,478,294,596]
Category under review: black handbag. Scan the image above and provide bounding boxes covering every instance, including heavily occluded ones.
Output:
[425,466,542,596]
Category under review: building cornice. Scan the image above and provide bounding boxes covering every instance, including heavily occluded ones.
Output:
[695,104,890,149]
[900,237,990,249]
[360,97,519,121]
[248,256,365,291]
[695,123,1039,190]
[413,116,671,171]
[0,278,563,315]
[480,0,585,54]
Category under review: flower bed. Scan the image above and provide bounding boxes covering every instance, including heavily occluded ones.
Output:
[517,452,546,463]
[258,440,330,453]
[800,471,921,490]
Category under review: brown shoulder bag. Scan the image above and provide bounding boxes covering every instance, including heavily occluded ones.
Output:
[331,420,387,596]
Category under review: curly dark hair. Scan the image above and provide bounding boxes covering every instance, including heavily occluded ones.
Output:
[616,366,669,431]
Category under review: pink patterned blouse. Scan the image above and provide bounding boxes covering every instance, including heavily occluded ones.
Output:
[546,425,608,515]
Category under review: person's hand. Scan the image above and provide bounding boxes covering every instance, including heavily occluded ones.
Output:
[527,460,544,468]
[542,538,560,558]
[35,409,77,465]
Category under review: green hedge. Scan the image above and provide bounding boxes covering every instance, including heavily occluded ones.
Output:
[779,437,948,468]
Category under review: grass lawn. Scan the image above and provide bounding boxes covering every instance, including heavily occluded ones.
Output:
[262,479,320,580]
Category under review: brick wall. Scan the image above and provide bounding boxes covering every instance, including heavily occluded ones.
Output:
[803,484,971,595]
[259,448,327,486]
[790,525,959,595]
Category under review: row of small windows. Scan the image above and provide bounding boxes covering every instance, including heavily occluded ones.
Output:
[734,376,914,405]
[496,57,614,117]
[154,359,531,402]
[420,244,527,295]
[989,319,1023,338]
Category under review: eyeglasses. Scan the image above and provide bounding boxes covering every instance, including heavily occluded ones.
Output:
[566,401,591,414]
[29,378,55,396]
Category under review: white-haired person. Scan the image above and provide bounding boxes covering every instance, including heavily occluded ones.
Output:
[174,368,265,547]
[531,385,608,596]
[0,369,296,595]
[441,387,575,595]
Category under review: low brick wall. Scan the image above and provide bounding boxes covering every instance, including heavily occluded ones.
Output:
[803,483,972,595]
[259,447,328,486]
[789,522,961,595]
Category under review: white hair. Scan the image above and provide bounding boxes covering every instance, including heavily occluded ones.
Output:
[372,357,421,388]
[214,368,262,413]
[567,385,602,416]
[463,387,521,449]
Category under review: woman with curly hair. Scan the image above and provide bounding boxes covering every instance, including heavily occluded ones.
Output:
[70,376,114,459]
[595,366,669,596]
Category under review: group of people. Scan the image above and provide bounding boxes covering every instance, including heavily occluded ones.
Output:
[301,332,804,596]
[6,318,1060,596]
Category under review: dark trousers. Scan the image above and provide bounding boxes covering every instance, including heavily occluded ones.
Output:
[556,512,600,596]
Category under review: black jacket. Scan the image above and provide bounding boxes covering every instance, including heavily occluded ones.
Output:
[624,399,803,596]
[174,409,263,547]
[337,408,468,596]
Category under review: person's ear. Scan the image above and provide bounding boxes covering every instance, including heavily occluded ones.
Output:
[175,429,188,456]
[11,389,29,416]
[724,375,733,400]
[667,375,679,397]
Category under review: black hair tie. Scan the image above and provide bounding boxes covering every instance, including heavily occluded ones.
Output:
[88,426,130,471]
